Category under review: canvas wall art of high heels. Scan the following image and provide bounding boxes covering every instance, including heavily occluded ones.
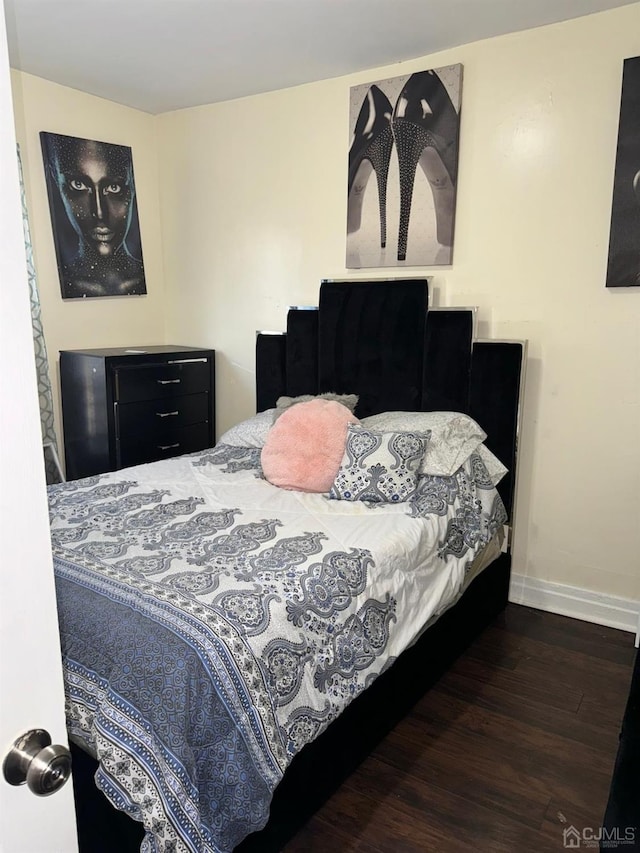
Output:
[346,64,463,270]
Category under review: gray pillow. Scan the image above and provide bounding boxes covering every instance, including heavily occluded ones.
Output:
[274,392,359,420]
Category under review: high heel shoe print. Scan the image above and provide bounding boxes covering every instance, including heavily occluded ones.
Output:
[392,70,460,261]
[347,85,393,248]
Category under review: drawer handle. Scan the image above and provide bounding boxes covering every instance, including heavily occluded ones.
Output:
[156,411,179,418]
[158,443,180,451]
[157,379,181,385]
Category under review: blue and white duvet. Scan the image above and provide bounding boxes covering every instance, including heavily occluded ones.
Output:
[49,444,506,852]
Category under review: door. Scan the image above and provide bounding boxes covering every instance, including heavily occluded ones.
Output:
[0,3,78,850]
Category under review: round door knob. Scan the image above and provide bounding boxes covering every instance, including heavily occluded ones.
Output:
[25,743,72,796]
[3,729,72,797]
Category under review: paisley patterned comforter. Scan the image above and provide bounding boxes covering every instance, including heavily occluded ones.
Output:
[49,443,506,852]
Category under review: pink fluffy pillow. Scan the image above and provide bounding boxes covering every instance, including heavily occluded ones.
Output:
[261,398,359,492]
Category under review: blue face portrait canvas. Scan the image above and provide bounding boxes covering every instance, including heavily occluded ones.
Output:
[40,131,147,299]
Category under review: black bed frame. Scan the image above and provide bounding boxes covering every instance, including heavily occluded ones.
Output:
[71,278,525,852]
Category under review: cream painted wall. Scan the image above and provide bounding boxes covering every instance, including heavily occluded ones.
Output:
[10,71,167,458]
[158,5,640,600]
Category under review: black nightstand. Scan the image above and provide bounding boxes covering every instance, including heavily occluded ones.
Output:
[60,345,215,479]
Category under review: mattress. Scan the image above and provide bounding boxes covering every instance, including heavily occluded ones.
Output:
[49,443,507,852]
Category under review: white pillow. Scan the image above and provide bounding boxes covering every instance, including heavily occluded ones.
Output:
[218,409,276,448]
[360,411,486,477]
[476,443,508,486]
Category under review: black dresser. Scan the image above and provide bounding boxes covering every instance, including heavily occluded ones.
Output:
[60,345,215,480]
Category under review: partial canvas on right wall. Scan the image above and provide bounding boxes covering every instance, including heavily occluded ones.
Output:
[606,56,640,288]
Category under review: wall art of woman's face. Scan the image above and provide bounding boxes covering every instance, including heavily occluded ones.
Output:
[41,131,146,298]
[52,137,134,258]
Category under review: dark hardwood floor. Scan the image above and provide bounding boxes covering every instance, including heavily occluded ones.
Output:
[281,604,636,853]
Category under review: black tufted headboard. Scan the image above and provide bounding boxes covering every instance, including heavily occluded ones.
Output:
[256,278,525,524]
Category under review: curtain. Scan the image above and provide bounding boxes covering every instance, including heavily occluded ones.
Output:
[17,144,63,484]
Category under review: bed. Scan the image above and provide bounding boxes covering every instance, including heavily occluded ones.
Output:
[52,279,525,852]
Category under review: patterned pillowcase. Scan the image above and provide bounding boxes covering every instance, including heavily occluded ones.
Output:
[218,409,276,447]
[329,425,431,503]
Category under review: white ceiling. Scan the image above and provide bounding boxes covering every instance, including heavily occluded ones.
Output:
[4,0,637,114]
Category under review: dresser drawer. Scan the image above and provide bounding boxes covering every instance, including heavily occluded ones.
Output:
[113,359,211,403]
[60,345,215,478]
[117,422,211,468]
[116,393,210,437]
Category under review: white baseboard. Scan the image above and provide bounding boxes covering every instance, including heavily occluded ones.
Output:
[509,573,639,642]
